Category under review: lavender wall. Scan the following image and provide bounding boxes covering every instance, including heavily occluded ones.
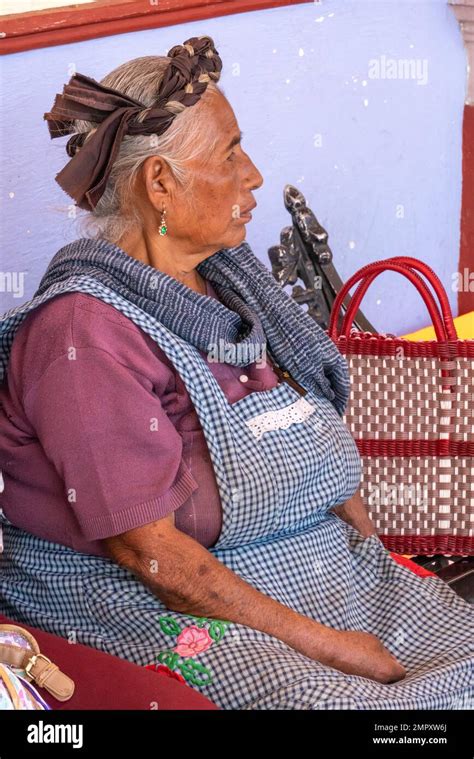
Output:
[0,0,466,333]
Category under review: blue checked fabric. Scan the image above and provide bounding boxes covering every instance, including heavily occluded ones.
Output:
[0,261,473,709]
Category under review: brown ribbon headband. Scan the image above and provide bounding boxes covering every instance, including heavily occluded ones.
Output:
[43,36,223,212]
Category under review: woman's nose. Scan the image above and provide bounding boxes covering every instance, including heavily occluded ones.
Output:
[245,155,264,190]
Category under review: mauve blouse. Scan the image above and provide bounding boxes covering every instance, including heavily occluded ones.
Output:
[0,278,280,557]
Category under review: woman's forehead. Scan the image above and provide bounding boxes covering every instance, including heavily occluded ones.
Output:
[206,92,240,137]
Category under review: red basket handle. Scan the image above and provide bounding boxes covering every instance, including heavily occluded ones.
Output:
[339,268,446,341]
[383,257,456,334]
[340,256,457,341]
[332,262,449,341]
[328,260,456,342]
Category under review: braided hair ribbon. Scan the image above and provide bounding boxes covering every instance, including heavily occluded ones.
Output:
[43,36,223,211]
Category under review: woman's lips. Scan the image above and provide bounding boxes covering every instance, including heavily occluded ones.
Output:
[237,203,256,221]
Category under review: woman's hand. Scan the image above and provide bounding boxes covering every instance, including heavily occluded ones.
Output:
[315,628,406,684]
[331,490,377,538]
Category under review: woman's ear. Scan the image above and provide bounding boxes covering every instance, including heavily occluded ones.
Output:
[142,156,171,210]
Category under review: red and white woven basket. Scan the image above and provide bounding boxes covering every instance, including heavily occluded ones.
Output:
[329,256,474,556]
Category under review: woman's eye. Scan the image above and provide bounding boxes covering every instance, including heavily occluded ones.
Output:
[227,151,236,161]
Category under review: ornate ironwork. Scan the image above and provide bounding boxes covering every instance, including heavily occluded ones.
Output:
[268,184,376,333]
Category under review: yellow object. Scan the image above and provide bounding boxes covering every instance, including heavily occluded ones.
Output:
[402,311,474,341]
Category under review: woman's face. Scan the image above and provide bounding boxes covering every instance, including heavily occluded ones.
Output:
[148,92,264,255]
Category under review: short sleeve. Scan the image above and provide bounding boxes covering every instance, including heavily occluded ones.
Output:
[23,345,199,541]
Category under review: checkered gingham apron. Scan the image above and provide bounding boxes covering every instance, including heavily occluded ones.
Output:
[0,276,473,710]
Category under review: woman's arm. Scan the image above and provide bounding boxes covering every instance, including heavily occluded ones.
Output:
[331,490,377,538]
[103,515,405,684]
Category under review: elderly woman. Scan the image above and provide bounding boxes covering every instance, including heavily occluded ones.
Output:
[0,36,472,711]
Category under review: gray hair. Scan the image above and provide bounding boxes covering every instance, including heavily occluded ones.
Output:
[73,55,223,244]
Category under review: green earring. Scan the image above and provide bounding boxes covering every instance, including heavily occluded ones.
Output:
[159,204,168,236]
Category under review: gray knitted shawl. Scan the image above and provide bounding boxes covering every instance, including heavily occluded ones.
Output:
[34,237,350,414]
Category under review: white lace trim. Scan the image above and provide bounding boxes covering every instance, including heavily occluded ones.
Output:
[244,396,316,440]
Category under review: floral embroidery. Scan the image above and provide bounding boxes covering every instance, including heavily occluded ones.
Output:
[175,625,213,657]
[158,617,181,636]
[145,663,186,684]
[148,614,232,687]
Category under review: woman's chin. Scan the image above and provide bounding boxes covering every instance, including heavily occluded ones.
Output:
[215,222,249,252]
[230,223,248,243]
